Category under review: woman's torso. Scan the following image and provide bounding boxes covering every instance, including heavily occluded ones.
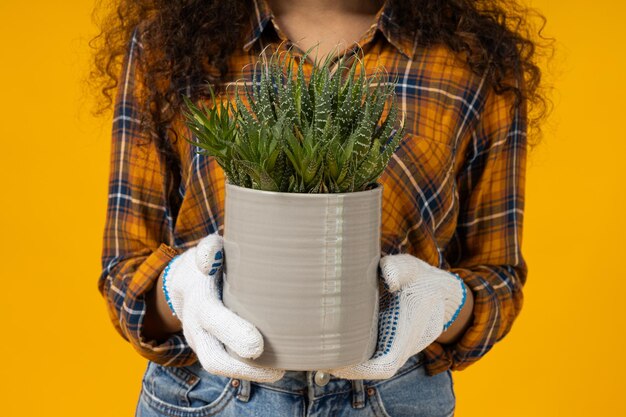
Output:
[168,0,482,273]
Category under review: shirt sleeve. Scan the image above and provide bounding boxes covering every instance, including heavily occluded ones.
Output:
[97,25,196,366]
[422,78,529,376]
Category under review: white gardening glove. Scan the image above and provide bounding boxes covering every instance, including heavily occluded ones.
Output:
[162,232,285,382]
[323,253,467,380]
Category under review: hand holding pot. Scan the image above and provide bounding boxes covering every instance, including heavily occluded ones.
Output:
[162,233,285,382]
[323,253,467,380]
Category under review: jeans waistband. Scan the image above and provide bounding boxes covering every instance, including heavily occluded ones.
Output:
[249,350,426,398]
[181,351,426,410]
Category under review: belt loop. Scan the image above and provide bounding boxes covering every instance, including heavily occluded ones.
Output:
[236,379,251,402]
[351,379,365,409]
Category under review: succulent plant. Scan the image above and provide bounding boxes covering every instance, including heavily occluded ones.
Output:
[181,45,406,193]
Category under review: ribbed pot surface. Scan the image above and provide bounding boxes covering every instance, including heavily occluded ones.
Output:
[222,181,382,371]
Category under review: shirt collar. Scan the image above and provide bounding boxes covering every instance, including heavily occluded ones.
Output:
[242,0,415,60]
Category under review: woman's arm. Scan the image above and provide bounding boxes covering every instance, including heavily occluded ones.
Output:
[422,75,529,375]
[98,24,194,366]
[435,281,474,345]
[143,269,183,342]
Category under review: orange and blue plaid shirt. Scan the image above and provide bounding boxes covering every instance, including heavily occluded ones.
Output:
[99,0,528,377]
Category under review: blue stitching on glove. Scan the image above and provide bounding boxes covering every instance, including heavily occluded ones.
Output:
[209,250,223,275]
[443,273,467,331]
[162,254,180,316]
[372,291,401,358]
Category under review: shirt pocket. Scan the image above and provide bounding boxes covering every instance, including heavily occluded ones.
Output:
[140,360,237,416]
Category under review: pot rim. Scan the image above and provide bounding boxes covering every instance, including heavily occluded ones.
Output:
[224,179,383,198]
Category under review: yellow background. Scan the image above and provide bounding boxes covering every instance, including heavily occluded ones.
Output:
[1,0,624,416]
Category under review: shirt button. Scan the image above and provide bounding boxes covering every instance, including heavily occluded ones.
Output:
[314,371,330,386]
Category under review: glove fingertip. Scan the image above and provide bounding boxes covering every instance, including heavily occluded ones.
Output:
[196,236,225,275]
[259,370,286,383]
[239,331,265,359]
[220,322,265,360]
[379,257,402,292]
[199,232,223,246]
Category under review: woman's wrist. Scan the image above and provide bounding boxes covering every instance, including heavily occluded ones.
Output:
[436,282,474,345]
[143,269,183,342]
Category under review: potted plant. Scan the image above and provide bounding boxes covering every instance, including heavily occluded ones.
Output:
[181,47,406,371]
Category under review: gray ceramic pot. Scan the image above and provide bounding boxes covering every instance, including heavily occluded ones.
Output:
[222,181,382,371]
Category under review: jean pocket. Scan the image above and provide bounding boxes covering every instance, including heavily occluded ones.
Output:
[366,354,456,417]
[140,361,236,417]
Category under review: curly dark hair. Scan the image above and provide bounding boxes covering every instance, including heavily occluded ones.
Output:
[87,0,555,205]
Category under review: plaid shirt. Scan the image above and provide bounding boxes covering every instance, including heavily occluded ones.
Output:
[99,0,528,377]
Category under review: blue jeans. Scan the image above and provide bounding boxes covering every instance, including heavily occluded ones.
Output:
[135,351,456,417]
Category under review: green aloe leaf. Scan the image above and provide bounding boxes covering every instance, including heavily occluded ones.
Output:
[180,44,405,193]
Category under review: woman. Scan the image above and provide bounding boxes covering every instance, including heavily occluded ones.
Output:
[91,0,551,415]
